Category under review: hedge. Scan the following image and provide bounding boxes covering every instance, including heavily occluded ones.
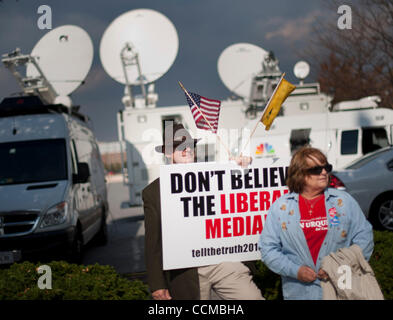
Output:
[0,261,149,300]
[369,230,393,299]
[254,230,393,300]
[0,230,391,300]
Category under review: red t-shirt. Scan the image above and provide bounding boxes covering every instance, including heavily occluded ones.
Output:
[299,194,328,265]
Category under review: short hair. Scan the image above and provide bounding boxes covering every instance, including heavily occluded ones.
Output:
[286,146,329,193]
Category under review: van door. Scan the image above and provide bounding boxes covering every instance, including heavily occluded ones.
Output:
[73,139,97,243]
[337,129,361,168]
[70,140,84,224]
[91,141,107,207]
[125,142,148,206]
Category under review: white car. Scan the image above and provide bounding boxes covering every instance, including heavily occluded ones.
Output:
[330,146,393,231]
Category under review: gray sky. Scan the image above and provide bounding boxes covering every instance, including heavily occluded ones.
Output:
[0,0,337,141]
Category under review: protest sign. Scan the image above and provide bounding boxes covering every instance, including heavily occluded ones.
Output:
[160,158,289,270]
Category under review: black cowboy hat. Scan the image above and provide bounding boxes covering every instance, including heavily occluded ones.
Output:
[155,123,200,153]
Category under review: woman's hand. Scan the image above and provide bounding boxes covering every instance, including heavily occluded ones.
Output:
[297,265,317,282]
[317,268,329,281]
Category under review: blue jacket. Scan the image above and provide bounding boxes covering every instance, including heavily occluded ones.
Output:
[258,188,374,300]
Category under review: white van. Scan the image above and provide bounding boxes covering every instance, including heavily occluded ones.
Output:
[0,95,108,264]
[117,93,393,206]
[249,100,393,169]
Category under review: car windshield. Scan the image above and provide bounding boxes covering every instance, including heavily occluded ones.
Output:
[345,146,393,169]
[0,139,67,185]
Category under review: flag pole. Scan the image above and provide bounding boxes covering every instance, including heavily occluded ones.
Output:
[240,72,285,156]
[178,81,232,158]
[178,81,217,133]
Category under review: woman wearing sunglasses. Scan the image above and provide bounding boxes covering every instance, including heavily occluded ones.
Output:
[259,146,373,299]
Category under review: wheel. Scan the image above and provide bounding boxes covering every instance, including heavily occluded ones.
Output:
[371,196,393,231]
[67,226,84,264]
[94,207,108,246]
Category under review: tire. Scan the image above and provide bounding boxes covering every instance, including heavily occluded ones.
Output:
[67,225,84,264]
[94,208,108,246]
[370,196,393,231]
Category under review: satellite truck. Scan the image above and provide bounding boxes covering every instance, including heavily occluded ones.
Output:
[0,26,108,264]
[99,9,393,207]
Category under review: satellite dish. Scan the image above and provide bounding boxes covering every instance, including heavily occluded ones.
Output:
[293,61,310,80]
[26,25,94,96]
[54,95,72,108]
[99,9,179,85]
[217,43,268,98]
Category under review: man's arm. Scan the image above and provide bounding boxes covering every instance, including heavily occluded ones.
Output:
[143,184,171,298]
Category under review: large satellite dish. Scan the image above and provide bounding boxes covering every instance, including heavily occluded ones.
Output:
[26,25,94,96]
[99,9,179,85]
[217,43,268,98]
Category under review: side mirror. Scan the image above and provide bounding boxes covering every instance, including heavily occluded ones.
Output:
[73,162,90,184]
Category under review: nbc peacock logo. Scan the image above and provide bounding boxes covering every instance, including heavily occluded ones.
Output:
[255,143,275,157]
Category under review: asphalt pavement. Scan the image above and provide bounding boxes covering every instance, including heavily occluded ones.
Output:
[82,175,146,275]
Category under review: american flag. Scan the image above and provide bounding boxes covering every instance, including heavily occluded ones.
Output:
[185,92,221,133]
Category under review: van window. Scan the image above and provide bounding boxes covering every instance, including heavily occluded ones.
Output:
[0,139,67,185]
[341,130,358,155]
[362,127,389,155]
[161,115,183,133]
[290,129,311,154]
[74,139,93,163]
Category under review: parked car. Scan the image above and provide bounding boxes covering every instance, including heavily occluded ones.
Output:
[0,96,109,264]
[330,146,393,231]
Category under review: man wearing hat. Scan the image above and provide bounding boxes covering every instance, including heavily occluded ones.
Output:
[143,123,264,300]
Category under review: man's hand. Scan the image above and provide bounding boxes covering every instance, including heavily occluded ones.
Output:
[297,265,317,283]
[230,155,253,168]
[152,289,172,300]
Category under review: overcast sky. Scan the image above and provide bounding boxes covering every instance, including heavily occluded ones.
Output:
[0,0,339,141]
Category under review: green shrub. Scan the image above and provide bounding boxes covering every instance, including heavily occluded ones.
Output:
[369,230,393,300]
[255,230,393,300]
[0,261,149,300]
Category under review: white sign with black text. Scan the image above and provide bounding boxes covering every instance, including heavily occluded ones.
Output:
[160,158,290,270]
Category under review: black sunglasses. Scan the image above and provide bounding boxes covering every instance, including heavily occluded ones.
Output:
[306,163,333,175]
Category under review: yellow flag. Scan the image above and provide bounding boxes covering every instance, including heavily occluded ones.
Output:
[261,77,296,130]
